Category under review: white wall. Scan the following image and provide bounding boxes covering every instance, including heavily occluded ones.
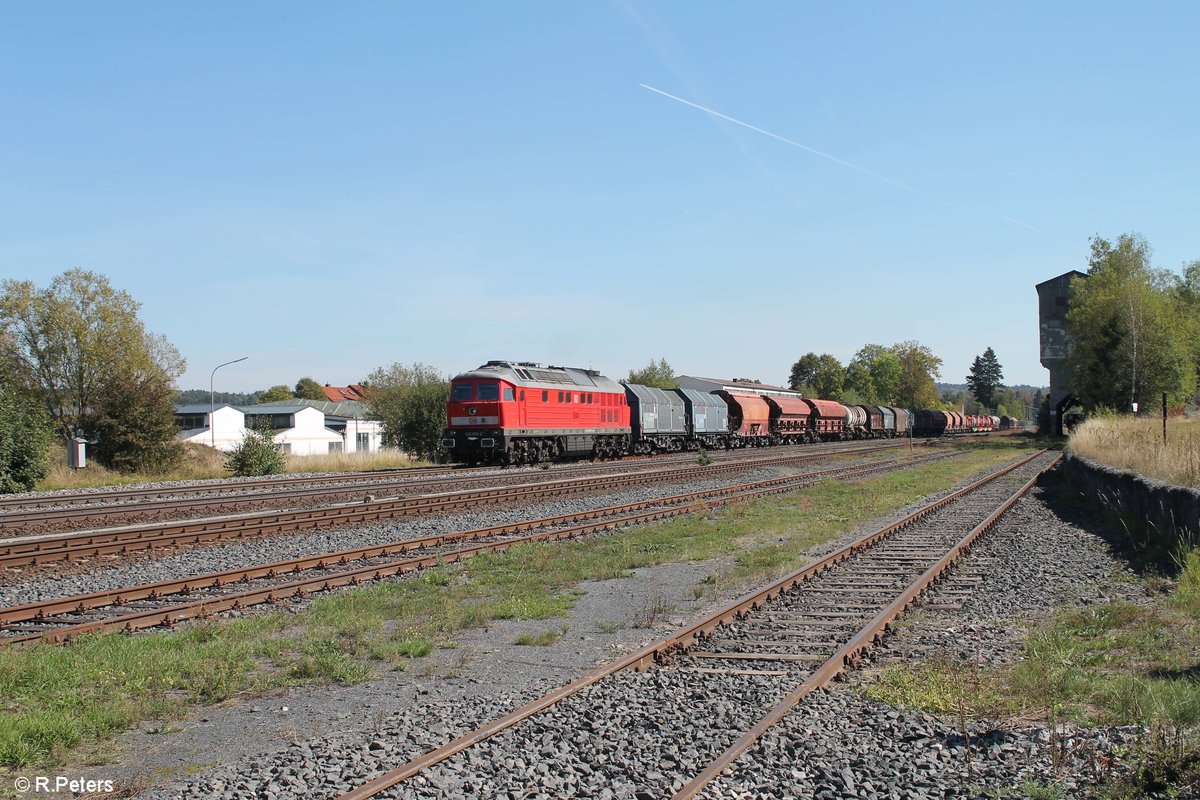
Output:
[176,406,247,452]
[272,407,343,456]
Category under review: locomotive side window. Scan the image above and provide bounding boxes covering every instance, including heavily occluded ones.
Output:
[587,393,593,404]
[543,391,548,402]
[566,393,572,403]
[519,390,525,400]
[558,391,563,402]
[503,388,515,401]
[452,384,472,402]
[478,383,500,401]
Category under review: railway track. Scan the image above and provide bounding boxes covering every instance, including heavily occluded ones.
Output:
[0,440,921,536]
[0,448,965,644]
[0,442,920,570]
[326,448,1059,800]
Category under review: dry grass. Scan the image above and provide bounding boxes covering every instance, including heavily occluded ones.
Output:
[37,444,428,490]
[1068,416,1200,489]
[38,443,227,490]
[282,450,429,474]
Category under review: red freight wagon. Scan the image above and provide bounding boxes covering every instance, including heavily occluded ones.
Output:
[717,391,772,446]
[762,395,811,443]
[803,399,849,440]
[441,361,629,465]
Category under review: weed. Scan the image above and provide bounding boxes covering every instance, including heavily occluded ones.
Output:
[596,621,626,634]
[513,630,562,646]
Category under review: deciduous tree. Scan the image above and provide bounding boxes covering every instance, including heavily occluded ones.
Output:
[849,345,901,405]
[257,385,294,403]
[788,353,844,399]
[0,270,185,442]
[294,377,326,401]
[890,340,942,410]
[1067,234,1197,411]
[627,358,678,389]
[966,347,1004,411]
[364,362,450,459]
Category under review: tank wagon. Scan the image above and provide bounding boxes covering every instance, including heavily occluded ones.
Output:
[442,361,1014,464]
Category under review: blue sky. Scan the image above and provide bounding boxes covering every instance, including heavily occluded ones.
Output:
[2,2,1197,392]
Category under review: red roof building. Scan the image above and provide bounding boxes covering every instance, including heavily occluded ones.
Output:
[322,384,368,403]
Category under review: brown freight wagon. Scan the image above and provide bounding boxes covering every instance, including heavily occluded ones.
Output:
[763,395,812,444]
[804,399,849,441]
[717,391,772,447]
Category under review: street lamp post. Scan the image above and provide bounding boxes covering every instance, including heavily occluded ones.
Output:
[210,357,249,448]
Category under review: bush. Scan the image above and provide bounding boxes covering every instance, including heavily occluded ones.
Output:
[0,388,52,492]
[224,423,287,477]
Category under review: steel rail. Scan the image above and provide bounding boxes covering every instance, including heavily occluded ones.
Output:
[0,444,915,568]
[0,451,959,644]
[669,451,1061,799]
[0,464,471,513]
[331,449,1055,800]
[0,439,921,519]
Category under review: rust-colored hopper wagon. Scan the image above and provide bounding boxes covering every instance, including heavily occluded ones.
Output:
[762,395,813,444]
[804,399,849,441]
[717,391,772,447]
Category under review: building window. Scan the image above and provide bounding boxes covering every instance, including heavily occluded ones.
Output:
[276,443,291,455]
[356,432,370,451]
[328,441,343,454]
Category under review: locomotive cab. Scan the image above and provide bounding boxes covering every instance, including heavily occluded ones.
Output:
[441,377,519,462]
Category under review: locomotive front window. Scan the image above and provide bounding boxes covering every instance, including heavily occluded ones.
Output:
[477,383,500,401]
[451,384,472,402]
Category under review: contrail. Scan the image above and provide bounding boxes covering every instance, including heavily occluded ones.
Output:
[639,83,941,202]
[1001,216,1074,246]
[640,83,1072,246]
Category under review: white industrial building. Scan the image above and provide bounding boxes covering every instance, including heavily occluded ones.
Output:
[676,376,801,398]
[175,400,385,456]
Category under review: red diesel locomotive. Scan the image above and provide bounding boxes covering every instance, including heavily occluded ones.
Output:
[440,361,630,464]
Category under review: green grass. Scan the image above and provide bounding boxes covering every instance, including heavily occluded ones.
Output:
[862,549,1200,798]
[513,629,564,646]
[0,441,1034,771]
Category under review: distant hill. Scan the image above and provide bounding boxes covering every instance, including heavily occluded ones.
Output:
[937,383,1046,395]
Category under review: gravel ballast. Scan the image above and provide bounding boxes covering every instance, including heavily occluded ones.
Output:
[51,451,1161,799]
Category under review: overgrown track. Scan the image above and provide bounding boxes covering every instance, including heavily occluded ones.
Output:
[0,449,965,644]
[330,449,1059,800]
[0,442,920,570]
[0,441,921,537]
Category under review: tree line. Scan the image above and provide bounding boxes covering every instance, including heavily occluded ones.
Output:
[1066,233,1199,413]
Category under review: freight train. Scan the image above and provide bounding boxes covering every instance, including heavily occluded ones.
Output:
[440,361,1016,466]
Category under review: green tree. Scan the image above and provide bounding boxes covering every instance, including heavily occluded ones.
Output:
[1067,234,1197,411]
[0,269,185,441]
[0,346,53,492]
[257,385,294,403]
[841,361,875,404]
[225,420,287,477]
[966,347,1004,411]
[87,373,183,473]
[364,362,450,459]
[849,345,901,405]
[788,353,845,399]
[890,340,942,409]
[294,377,326,401]
[627,358,678,389]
